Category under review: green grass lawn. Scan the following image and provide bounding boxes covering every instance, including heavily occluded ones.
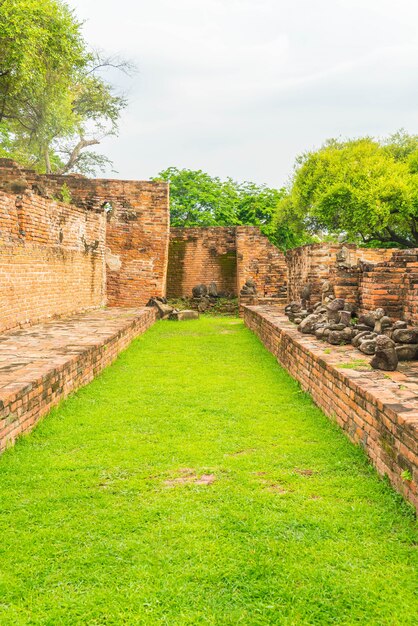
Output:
[0,317,417,625]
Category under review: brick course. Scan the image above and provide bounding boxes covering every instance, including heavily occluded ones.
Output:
[360,250,418,323]
[244,305,418,511]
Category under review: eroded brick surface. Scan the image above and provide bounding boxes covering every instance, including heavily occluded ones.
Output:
[167,227,237,297]
[236,226,287,299]
[167,226,287,300]
[0,187,106,333]
[244,305,418,511]
[0,159,170,316]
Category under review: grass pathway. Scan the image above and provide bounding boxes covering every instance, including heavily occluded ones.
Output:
[0,317,417,625]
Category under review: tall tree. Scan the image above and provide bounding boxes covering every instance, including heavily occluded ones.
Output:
[0,0,129,174]
[154,167,290,247]
[275,132,418,248]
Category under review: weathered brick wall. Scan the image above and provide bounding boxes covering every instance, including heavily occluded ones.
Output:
[286,244,396,307]
[236,226,287,299]
[360,250,418,323]
[167,227,237,298]
[167,226,287,300]
[0,187,105,333]
[244,306,418,511]
[101,181,169,307]
[0,159,170,308]
[286,244,344,303]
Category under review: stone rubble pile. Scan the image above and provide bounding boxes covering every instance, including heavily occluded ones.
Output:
[284,296,418,371]
[146,297,199,321]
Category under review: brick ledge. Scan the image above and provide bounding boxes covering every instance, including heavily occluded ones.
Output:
[0,307,157,452]
[243,305,418,511]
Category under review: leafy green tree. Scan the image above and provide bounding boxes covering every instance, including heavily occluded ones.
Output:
[154,167,290,246]
[0,0,129,174]
[155,167,236,227]
[276,132,418,247]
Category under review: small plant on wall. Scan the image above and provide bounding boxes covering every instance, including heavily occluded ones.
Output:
[60,183,72,205]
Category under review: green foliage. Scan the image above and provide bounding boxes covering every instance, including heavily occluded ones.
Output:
[276,131,418,247]
[0,318,416,624]
[167,297,239,317]
[59,182,72,204]
[0,0,128,174]
[401,469,413,482]
[154,167,289,247]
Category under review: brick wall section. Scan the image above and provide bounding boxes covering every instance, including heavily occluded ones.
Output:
[360,250,418,323]
[0,188,105,333]
[0,307,156,453]
[167,227,237,297]
[0,159,170,307]
[286,244,396,307]
[102,182,169,307]
[167,226,287,300]
[286,244,346,303]
[244,306,418,511]
[236,226,287,298]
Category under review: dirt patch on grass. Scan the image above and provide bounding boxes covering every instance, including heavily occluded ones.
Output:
[266,483,289,494]
[165,468,216,487]
[228,448,256,457]
[294,468,316,477]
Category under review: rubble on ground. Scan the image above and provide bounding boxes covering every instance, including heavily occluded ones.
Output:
[284,283,418,371]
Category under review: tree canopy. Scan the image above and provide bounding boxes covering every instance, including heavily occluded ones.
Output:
[0,0,129,174]
[154,167,296,247]
[275,131,418,248]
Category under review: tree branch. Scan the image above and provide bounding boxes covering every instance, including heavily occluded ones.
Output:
[57,137,100,174]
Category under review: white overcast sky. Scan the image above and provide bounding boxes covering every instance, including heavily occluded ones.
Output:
[71,0,418,187]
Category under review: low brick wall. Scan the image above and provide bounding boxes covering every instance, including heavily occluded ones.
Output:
[167,226,288,301]
[244,305,418,511]
[0,307,156,453]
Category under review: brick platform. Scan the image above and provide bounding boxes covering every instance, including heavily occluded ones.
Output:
[0,307,156,452]
[244,305,418,511]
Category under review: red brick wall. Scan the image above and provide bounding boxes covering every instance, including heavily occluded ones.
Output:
[244,306,418,512]
[102,182,170,307]
[167,227,237,298]
[0,188,105,333]
[236,226,287,298]
[359,250,418,323]
[167,226,287,300]
[286,244,396,306]
[0,159,170,308]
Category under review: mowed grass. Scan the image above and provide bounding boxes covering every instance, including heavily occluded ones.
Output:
[0,317,417,625]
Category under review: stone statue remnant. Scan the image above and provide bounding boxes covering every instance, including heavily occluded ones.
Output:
[240,279,257,296]
[284,280,418,371]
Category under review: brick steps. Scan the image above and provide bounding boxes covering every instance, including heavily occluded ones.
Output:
[244,305,418,512]
[0,307,156,452]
